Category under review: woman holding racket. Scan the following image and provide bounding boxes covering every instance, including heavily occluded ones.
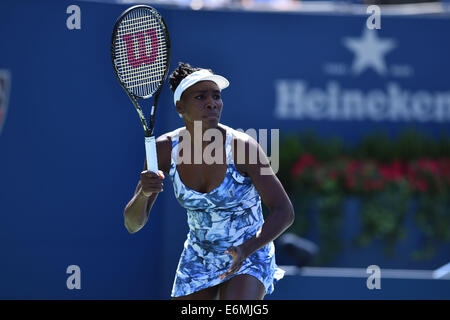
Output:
[123,62,294,300]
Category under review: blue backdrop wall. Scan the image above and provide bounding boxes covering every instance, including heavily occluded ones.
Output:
[0,0,449,299]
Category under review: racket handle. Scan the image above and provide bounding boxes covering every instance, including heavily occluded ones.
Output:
[144,136,159,173]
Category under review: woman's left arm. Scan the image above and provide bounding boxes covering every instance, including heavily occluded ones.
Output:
[219,137,295,280]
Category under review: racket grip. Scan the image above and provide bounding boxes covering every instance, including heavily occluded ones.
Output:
[144,136,159,173]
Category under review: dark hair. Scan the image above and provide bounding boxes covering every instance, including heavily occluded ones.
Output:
[168,62,212,92]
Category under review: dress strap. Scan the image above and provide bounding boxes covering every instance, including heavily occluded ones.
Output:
[224,126,234,165]
[169,128,183,177]
[223,125,249,184]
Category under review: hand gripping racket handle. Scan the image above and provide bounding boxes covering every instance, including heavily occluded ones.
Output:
[144,136,159,173]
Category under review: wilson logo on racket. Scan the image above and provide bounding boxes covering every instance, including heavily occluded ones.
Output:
[122,29,159,68]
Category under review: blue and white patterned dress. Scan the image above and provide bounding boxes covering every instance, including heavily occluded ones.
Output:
[168,124,285,298]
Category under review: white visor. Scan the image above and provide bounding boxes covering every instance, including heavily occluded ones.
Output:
[173,69,229,105]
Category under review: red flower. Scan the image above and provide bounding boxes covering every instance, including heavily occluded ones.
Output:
[288,152,448,195]
[410,178,428,192]
[379,159,405,182]
[346,160,361,174]
[291,153,317,177]
[438,158,450,183]
[362,178,384,192]
[342,159,364,191]
[345,177,356,190]
[416,158,439,175]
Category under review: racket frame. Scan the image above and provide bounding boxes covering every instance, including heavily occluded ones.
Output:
[111,5,171,173]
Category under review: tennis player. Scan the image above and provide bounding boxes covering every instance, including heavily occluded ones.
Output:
[123,62,295,300]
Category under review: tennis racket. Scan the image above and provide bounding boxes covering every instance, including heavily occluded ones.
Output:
[111,5,170,173]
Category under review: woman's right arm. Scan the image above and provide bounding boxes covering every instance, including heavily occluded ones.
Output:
[123,134,171,234]
[123,172,163,234]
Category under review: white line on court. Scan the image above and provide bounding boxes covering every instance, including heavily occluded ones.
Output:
[280,265,450,280]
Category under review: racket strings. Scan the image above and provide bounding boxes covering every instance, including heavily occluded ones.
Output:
[113,8,169,98]
[116,40,166,94]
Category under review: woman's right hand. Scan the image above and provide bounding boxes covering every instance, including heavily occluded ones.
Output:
[140,170,165,197]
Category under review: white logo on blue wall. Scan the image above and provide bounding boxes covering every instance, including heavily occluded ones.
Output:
[343,28,396,76]
[274,80,450,122]
[272,25,450,122]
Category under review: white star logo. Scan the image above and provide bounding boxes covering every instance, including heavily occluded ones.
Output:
[343,28,396,76]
